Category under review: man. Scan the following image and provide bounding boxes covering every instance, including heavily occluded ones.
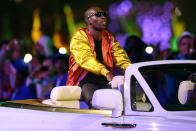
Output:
[167,31,194,60]
[66,7,131,106]
[52,53,68,87]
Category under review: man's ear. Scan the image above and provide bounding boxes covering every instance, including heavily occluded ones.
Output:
[84,17,90,25]
[88,18,91,24]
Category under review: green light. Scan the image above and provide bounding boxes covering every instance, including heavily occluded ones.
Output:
[171,36,178,52]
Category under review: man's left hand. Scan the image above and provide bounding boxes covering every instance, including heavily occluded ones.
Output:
[106,72,114,82]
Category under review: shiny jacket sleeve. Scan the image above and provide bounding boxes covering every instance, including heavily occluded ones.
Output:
[70,30,110,77]
[112,38,131,72]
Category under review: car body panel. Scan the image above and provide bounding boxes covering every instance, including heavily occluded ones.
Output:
[0,105,124,131]
[124,115,196,131]
[1,60,196,130]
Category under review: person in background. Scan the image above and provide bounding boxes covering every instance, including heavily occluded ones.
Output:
[26,56,53,99]
[36,35,54,58]
[66,6,131,107]
[0,59,15,101]
[36,58,54,99]
[25,55,43,98]
[8,39,38,100]
[0,41,13,101]
[167,31,194,60]
[52,53,68,87]
[25,35,55,99]
[42,57,55,77]
[164,31,195,104]
[124,35,153,63]
[0,41,9,68]
[46,53,69,98]
[8,39,28,76]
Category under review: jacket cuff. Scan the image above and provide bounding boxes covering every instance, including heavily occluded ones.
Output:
[100,68,110,77]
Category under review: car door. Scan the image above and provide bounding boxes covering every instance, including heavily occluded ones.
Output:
[123,75,160,131]
[40,112,125,131]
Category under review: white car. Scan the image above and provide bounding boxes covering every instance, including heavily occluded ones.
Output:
[0,60,196,130]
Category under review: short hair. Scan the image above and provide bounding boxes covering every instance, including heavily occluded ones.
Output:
[84,6,103,25]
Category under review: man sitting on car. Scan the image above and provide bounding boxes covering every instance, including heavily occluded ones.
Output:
[66,6,131,107]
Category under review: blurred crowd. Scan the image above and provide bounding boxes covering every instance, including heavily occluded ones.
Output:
[124,31,196,62]
[0,36,69,102]
[0,31,195,102]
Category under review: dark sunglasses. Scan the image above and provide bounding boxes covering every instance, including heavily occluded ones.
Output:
[88,12,107,18]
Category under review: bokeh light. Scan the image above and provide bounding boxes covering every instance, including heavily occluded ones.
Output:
[59,47,67,54]
[24,53,32,63]
[145,46,154,54]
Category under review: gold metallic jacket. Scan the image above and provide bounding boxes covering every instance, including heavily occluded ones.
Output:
[66,28,131,86]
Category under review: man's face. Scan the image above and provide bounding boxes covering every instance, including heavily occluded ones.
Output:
[179,37,191,56]
[87,8,107,31]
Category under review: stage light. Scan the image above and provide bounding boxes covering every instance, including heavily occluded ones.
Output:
[59,47,67,54]
[175,7,182,16]
[24,53,32,63]
[31,9,43,44]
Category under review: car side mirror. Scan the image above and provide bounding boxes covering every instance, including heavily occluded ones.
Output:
[92,89,123,118]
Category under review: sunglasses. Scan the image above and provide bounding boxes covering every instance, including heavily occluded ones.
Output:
[88,12,107,18]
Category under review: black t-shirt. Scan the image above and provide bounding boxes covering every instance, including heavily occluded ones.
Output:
[79,39,108,86]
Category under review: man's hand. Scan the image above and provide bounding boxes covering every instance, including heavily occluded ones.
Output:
[106,72,114,82]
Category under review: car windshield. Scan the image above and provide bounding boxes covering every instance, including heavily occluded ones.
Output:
[139,63,196,111]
